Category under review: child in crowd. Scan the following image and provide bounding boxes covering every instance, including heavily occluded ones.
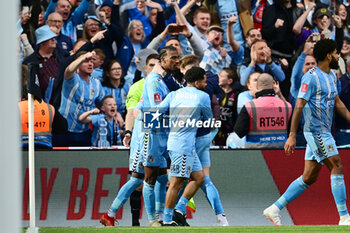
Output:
[102,60,130,116]
[91,48,106,81]
[215,68,240,146]
[79,95,122,147]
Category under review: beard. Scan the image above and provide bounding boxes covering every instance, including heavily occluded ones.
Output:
[329,57,339,69]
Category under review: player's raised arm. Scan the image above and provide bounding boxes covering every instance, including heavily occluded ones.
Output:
[284,98,307,155]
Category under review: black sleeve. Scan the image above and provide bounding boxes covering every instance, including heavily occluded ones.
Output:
[148,11,166,41]
[261,5,277,40]
[335,26,344,54]
[164,6,175,20]
[233,106,250,138]
[52,110,68,134]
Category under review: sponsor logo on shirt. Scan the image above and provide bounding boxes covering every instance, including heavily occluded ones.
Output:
[301,83,309,93]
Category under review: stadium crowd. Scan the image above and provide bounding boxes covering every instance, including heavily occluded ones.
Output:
[17,0,350,228]
[17,0,350,148]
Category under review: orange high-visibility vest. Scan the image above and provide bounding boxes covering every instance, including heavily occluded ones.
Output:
[245,96,292,148]
[18,100,55,147]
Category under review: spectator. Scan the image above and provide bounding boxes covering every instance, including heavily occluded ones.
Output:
[101,60,130,116]
[133,48,158,82]
[234,73,292,148]
[214,68,240,146]
[200,25,232,74]
[215,0,245,51]
[19,65,56,149]
[242,28,262,65]
[240,39,285,86]
[262,0,303,97]
[79,95,123,147]
[262,0,302,61]
[90,48,106,81]
[185,6,211,42]
[253,0,274,31]
[341,36,350,62]
[226,15,244,66]
[59,51,105,146]
[237,72,259,114]
[335,58,350,146]
[45,0,91,43]
[128,0,165,39]
[46,12,73,53]
[23,25,69,104]
[19,33,34,63]
[52,31,108,146]
[180,6,211,54]
[98,0,113,22]
[293,6,343,47]
[290,36,317,106]
[116,20,150,84]
[294,0,315,28]
[82,15,123,63]
[335,3,350,38]
[172,1,206,58]
[147,24,203,59]
[21,0,46,46]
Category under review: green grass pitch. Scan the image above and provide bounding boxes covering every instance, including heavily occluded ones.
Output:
[32,226,350,233]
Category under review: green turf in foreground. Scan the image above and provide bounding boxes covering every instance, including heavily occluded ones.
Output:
[37,226,350,233]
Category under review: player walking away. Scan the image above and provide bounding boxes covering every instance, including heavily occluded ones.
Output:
[158,67,211,226]
[141,46,180,226]
[263,39,350,226]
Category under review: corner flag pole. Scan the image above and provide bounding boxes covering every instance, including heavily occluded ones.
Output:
[28,93,36,228]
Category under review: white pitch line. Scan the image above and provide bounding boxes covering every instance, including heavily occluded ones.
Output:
[26,227,39,233]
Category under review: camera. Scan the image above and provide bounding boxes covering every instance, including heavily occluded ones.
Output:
[168,25,185,33]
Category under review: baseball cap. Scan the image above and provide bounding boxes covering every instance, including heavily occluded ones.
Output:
[101,0,113,8]
[86,15,103,25]
[206,25,225,34]
[312,8,331,20]
[35,25,58,45]
[344,36,350,42]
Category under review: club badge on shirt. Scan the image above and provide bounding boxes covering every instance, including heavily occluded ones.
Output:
[301,83,309,93]
[154,94,161,103]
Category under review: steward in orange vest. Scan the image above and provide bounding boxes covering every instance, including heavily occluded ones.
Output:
[18,100,55,148]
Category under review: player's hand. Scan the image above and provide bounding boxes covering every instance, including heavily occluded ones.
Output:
[133,108,141,118]
[123,134,131,147]
[284,136,296,155]
[152,62,166,76]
